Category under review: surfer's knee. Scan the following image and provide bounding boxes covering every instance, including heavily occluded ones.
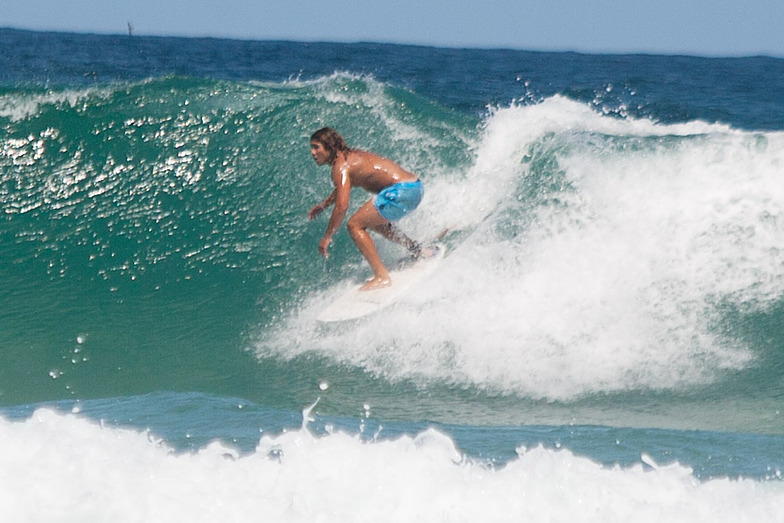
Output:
[346,216,365,239]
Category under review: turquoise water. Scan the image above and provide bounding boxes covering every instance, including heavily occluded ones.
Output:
[2,28,784,521]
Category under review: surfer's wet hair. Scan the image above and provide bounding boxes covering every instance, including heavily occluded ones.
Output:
[311,127,351,163]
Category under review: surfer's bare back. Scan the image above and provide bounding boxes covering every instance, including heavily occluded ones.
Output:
[307,127,424,291]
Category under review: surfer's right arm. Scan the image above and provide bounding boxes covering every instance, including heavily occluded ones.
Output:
[318,163,351,258]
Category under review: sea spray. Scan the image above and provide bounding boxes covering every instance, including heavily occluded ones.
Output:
[262,97,784,405]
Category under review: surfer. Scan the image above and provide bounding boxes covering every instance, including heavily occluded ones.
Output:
[308,127,427,291]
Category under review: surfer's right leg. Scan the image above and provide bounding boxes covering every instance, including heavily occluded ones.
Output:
[347,200,393,291]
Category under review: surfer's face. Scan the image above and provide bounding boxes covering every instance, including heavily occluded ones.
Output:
[310,140,331,165]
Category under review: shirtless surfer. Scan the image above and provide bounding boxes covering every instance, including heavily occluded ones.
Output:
[308,127,427,291]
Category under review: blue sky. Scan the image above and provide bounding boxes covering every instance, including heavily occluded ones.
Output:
[3,0,783,57]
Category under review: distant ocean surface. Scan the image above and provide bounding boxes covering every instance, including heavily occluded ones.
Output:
[2,27,784,521]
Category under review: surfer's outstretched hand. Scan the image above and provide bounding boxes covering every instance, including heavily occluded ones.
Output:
[308,204,325,220]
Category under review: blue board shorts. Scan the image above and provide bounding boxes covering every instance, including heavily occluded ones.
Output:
[374,180,424,221]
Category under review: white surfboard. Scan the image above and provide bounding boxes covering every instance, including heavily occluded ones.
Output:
[316,245,445,323]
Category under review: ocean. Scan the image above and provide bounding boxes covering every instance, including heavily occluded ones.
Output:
[1,27,784,521]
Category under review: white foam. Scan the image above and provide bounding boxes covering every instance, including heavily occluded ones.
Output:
[1,408,782,522]
[0,86,113,122]
[266,96,784,400]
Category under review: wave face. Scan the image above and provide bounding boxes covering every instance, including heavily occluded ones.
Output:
[0,74,472,406]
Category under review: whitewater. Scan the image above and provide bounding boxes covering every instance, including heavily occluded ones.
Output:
[2,405,784,523]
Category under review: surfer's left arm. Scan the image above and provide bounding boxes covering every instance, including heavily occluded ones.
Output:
[318,164,351,257]
[308,189,337,220]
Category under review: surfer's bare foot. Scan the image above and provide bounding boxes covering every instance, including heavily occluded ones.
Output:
[360,276,391,291]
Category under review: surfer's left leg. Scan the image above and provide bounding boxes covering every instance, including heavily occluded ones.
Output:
[371,222,423,256]
[347,200,393,291]
[371,180,426,257]
[371,223,448,260]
